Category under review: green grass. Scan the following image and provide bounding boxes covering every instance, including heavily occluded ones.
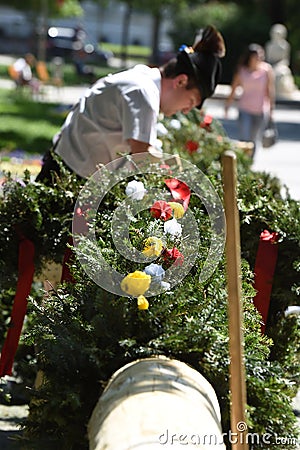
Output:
[0,88,63,154]
[100,42,151,58]
[294,75,300,89]
[0,49,142,156]
[0,57,122,157]
[56,62,112,85]
[0,60,115,155]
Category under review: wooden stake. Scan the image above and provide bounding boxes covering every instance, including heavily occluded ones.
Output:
[222,151,248,450]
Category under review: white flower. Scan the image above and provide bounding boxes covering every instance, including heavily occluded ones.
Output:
[155,139,163,150]
[148,145,163,158]
[156,122,168,136]
[161,281,171,291]
[169,119,181,130]
[163,218,182,237]
[125,180,146,200]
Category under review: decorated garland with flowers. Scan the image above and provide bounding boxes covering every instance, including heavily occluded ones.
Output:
[22,151,299,449]
[0,110,299,449]
[120,178,188,310]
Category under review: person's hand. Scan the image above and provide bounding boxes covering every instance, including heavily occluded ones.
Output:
[128,139,151,154]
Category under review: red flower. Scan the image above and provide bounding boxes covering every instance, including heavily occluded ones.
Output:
[163,247,184,266]
[150,200,173,221]
[74,206,89,233]
[200,114,213,130]
[76,207,84,216]
[185,140,199,154]
[260,230,279,244]
[165,178,191,210]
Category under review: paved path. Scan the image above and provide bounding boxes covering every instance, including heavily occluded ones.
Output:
[0,404,28,449]
[205,96,300,201]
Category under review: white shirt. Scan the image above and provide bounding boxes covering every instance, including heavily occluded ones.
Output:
[55,65,161,178]
[13,58,32,81]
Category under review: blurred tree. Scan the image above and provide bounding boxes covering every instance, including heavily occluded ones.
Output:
[120,0,133,65]
[268,0,286,23]
[98,0,187,66]
[215,0,286,23]
[285,0,300,74]
[1,0,299,79]
[0,0,82,17]
[136,0,191,65]
[168,1,272,82]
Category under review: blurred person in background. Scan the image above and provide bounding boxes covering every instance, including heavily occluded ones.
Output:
[224,43,275,158]
[11,53,40,94]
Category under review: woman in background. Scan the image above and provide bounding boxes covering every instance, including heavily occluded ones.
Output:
[224,43,275,158]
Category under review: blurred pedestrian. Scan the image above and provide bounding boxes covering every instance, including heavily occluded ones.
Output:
[224,44,275,157]
[36,25,226,183]
[11,53,40,94]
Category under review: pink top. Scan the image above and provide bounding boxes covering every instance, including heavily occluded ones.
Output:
[238,63,270,114]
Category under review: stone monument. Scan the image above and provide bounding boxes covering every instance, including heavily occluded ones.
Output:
[265,23,298,98]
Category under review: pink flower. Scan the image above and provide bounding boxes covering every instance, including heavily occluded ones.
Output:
[150,200,173,221]
[200,114,213,130]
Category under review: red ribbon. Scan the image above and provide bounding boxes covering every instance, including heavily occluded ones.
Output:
[0,238,35,377]
[165,178,191,210]
[61,207,88,283]
[60,238,76,283]
[253,230,279,334]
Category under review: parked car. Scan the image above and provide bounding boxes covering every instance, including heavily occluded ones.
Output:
[46,26,113,64]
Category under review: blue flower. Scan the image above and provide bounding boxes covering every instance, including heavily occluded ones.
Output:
[144,263,165,283]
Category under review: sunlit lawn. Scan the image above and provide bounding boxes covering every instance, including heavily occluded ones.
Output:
[0,88,62,157]
[100,42,151,60]
[0,58,118,176]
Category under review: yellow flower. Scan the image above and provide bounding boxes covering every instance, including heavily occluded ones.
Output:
[137,295,149,310]
[121,271,151,297]
[142,237,164,257]
[167,202,185,219]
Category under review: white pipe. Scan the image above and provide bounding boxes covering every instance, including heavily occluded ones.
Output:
[88,357,225,449]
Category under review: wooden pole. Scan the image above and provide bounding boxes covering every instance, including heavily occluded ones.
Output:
[222,151,248,450]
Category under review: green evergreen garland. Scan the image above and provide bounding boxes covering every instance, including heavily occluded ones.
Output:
[0,111,299,449]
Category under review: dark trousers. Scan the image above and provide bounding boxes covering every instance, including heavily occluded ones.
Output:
[35,150,83,186]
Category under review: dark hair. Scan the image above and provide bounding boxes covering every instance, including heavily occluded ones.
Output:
[238,43,264,68]
[161,25,225,108]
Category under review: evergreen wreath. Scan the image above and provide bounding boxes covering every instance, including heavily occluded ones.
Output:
[0,111,299,449]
